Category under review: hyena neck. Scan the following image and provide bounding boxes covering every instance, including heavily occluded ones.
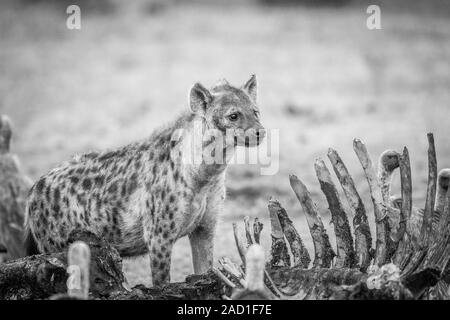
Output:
[177,112,235,183]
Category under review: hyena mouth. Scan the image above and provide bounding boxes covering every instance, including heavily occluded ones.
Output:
[244,136,260,147]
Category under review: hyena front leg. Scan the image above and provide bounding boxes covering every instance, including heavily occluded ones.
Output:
[189,189,223,275]
[189,223,215,275]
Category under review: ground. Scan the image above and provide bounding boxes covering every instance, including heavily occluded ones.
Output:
[0,0,449,286]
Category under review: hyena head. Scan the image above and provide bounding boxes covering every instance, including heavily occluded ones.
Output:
[189,75,265,148]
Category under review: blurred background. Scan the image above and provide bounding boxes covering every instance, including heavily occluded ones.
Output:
[0,0,449,285]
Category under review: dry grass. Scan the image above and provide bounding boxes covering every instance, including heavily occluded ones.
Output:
[0,0,449,285]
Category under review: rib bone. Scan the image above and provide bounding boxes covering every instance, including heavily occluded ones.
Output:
[289,175,335,268]
[421,133,437,245]
[268,201,291,267]
[315,158,355,268]
[328,148,372,271]
[268,199,310,268]
[353,139,392,265]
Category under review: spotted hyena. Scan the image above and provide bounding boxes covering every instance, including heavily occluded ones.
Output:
[25,75,265,285]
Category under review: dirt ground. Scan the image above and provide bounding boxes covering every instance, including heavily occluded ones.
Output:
[0,0,449,285]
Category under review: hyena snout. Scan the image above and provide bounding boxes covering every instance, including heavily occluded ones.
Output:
[244,126,266,147]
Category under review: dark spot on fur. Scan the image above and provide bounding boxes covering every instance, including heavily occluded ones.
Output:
[94,175,105,186]
[53,187,60,203]
[125,158,133,169]
[112,208,119,224]
[82,178,92,191]
[36,178,46,195]
[108,182,118,195]
[45,185,51,202]
[128,173,138,194]
[70,176,80,184]
[41,213,48,225]
[169,194,175,203]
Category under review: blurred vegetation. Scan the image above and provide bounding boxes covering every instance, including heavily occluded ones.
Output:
[259,0,351,7]
[8,0,450,17]
[16,0,116,14]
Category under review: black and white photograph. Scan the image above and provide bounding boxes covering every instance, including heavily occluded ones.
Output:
[0,0,449,308]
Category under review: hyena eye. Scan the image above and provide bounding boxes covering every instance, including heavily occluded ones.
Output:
[228,113,239,121]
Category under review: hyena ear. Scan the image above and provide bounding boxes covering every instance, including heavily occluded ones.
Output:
[243,74,257,102]
[189,82,213,115]
[0,115,12,153]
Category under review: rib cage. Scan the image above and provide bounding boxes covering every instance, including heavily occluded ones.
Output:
[216,133,450,300]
